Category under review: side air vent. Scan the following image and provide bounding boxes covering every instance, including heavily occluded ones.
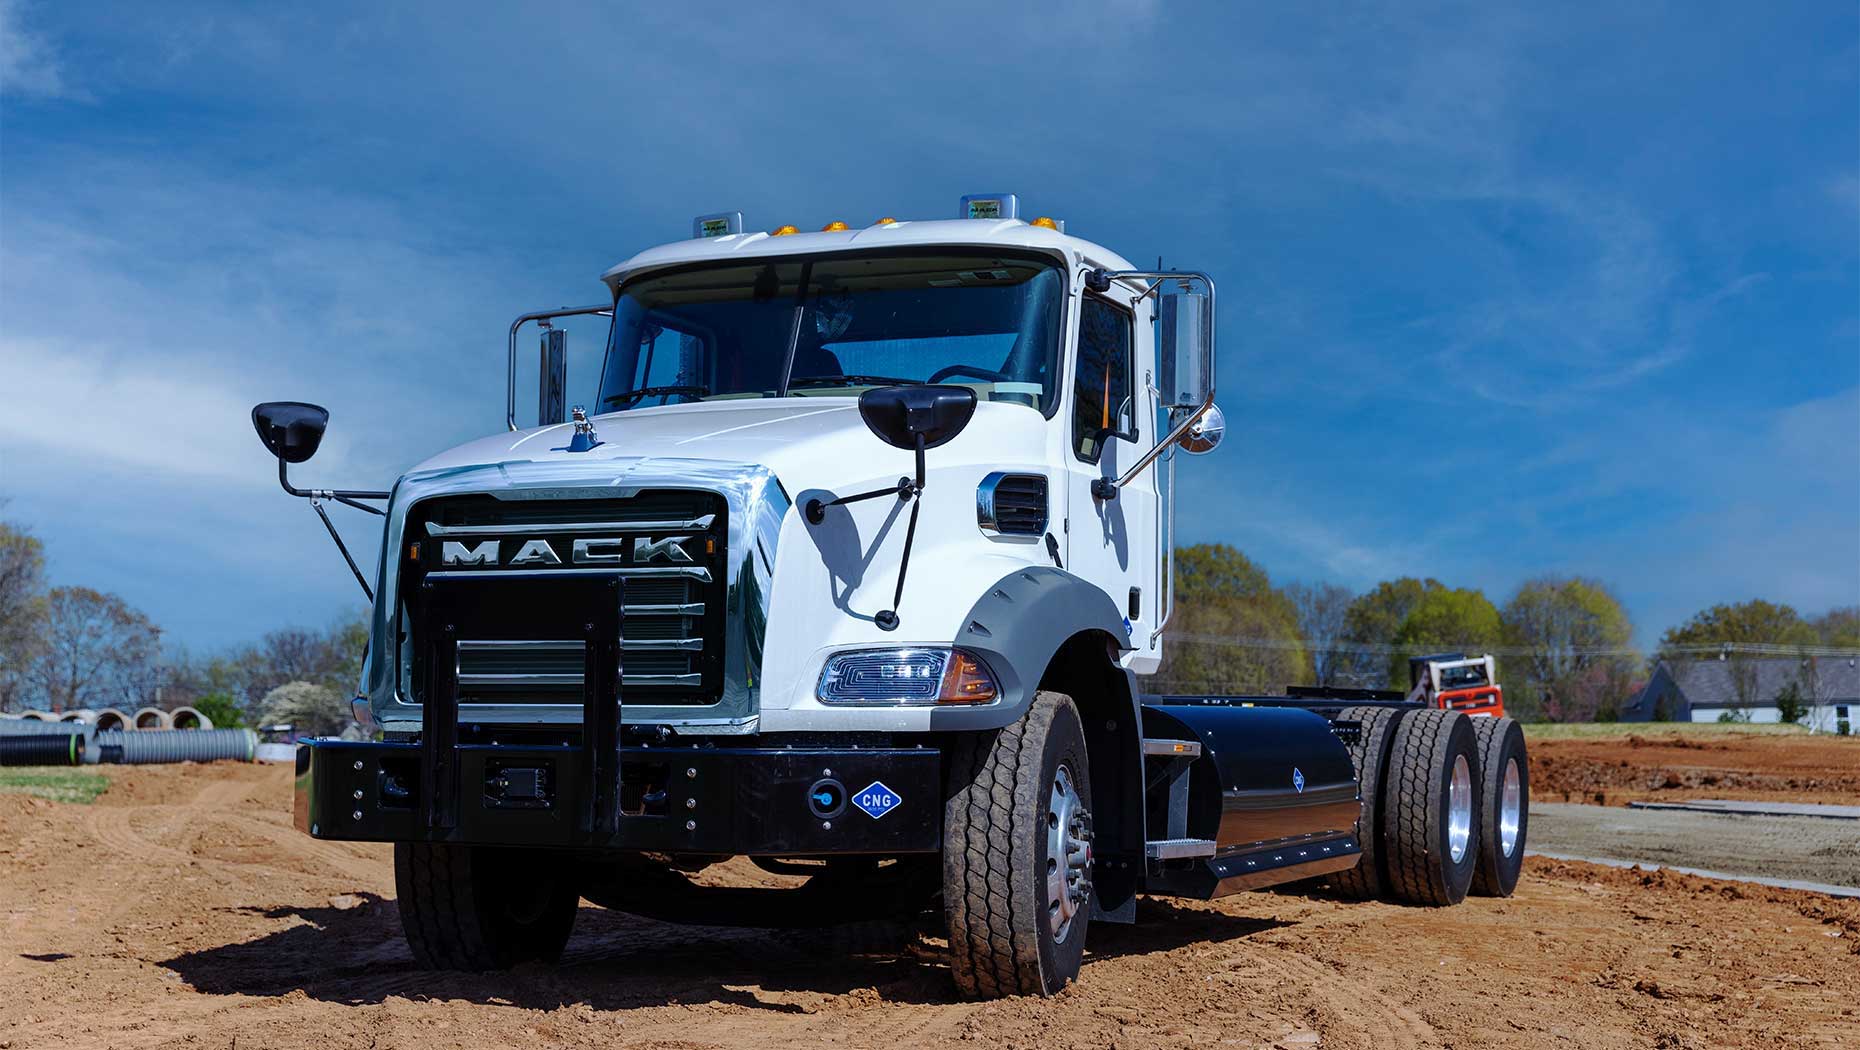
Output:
[977,472,1048,537]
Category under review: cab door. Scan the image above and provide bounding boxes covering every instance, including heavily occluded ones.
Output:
[1062,290,1160,669]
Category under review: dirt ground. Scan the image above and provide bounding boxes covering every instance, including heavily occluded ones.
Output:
[1527,727,1860,806]
[1,763,1856,1050]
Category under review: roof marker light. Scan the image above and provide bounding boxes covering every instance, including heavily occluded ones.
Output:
[821,220,850,232]
[770,224,799,236]
[1029,216,1062,230]
[873,217,899,226]
[959,193,1019,220]
[693,211,743,238]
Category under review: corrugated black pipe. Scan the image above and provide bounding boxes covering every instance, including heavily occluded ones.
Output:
[0,731,85,766]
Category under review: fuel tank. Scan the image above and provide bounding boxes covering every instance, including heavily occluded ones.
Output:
[1140,703,1362,898]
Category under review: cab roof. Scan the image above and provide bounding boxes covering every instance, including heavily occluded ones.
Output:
[599,219,1138,291]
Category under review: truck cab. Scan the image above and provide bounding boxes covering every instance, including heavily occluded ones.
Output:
[260,194,1527,998]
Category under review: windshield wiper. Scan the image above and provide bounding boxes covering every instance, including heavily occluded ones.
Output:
[786,374,917,390]
[603,384,710,406]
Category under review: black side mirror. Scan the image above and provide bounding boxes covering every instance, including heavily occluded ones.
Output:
[252,401,330,463]
[856,384,978,450]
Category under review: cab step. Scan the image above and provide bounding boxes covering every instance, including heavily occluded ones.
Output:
[1142,738,1203,758]
[1145,838,1217,860]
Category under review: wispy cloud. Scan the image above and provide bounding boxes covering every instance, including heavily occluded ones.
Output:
[0,0,78,99]
[0,2,1853,650]
[0,338,267,483]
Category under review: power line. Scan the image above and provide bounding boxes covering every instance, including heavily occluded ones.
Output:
[1163,634,1860,659]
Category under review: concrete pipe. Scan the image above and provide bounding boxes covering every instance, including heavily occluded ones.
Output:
[60,709,98,725]
[93,708,133,732]
[132,707,172,730]
[167,706,214,731]
[0,719,91,735]
[96,728,258,765]
[16,710,52,721]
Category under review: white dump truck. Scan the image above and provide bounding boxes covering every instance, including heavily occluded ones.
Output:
[256,194,1529,997]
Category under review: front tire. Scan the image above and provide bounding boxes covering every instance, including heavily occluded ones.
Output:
[1381,710,1481,906]
[943,691,1093,998]
[395,843,580,970]
[1469,717,1529,897]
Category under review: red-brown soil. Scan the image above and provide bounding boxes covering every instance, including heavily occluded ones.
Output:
[1528,729,1860,806]
[1,762,1855,1049]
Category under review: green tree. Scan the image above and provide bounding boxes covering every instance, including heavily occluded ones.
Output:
[190,691,246,729]
[1154,545,1308,693]
[1773,681,1806,725]
[328,613,369,689]
[1387,587,1502,687]
[0,521,47,712]
[1811,606,1860,649]
[1338,577,1442,688]
[1501,576,1635,722]
[1659,599,1818,653]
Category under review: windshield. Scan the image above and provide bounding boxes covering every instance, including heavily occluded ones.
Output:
[1440,665,1489,690]
[597,252,1065,414]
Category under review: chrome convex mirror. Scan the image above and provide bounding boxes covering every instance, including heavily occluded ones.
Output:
[1177,404,1225,455]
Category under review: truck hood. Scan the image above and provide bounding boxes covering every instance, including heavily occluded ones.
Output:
[408,398,1051,495]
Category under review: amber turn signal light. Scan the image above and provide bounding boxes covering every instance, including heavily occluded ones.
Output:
[938,650,999,705]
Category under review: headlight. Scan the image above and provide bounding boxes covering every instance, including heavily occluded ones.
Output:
[817,647,1000,706]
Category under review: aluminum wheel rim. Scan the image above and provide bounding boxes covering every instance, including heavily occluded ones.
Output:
[1447,753,1473,864]
[1045,764,1091,945]
[1498,757,1522,858]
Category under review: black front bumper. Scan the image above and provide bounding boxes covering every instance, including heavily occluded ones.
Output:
[295,739,942,854]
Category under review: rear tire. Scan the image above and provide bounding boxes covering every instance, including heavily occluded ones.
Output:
[1381,710,1480,906]
[395,843,580,970]
[1328,705,1406,900]
[1469,717,1529,897]
[943,691,1093,998]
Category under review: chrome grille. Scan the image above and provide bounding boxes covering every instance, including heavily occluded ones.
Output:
[403,492,726,706]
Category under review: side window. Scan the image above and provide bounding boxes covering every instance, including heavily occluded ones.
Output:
[1073,295,1136,463]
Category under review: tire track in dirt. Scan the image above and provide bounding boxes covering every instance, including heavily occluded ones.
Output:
[1213,943,1440,1049]
[88,773,387,887]
[81,804,196,866]
[212,808,390,885]
[82,776,259,866]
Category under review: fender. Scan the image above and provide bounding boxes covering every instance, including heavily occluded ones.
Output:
[928,566,1132,732]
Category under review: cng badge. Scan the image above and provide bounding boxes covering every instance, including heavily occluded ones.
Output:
[852,781,901,820]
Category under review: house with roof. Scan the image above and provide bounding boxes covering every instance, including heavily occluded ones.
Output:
[1633,655,1859,732]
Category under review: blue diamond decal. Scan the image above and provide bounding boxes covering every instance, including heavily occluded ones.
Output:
[852,780,902,820]
[1292,767,1306,793]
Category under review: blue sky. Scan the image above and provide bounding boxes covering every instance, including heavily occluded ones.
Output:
[2,1,1855,654]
